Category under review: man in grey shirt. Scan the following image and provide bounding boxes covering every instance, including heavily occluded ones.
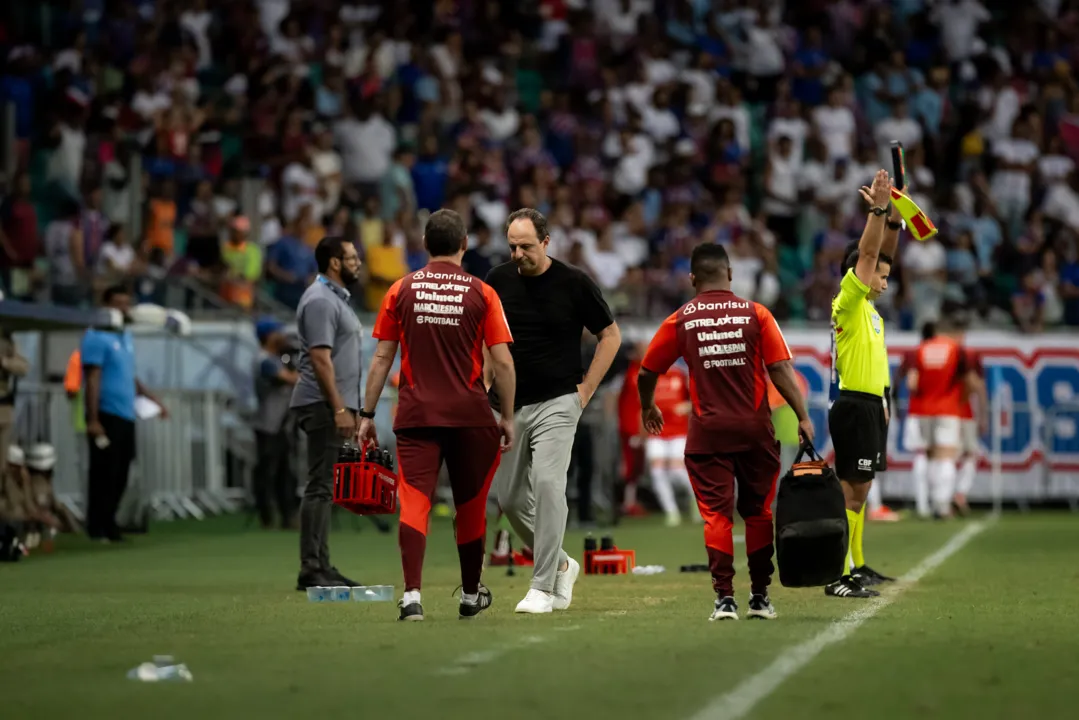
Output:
[252,319,299,530]
[291,236,363,590]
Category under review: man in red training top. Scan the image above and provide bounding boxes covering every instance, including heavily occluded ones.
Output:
[638,242,813,621]
[358,209,516,622]
[646,364,699,527]
[900,322,937,519]
[902,318,967,518]
[616,343,647,517]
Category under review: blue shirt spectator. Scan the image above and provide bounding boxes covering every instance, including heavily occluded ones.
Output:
[792,29,829,107]
[81,328,137,422]
[412,149,449,212]
[266,234,318,309]
[0,73,34,139]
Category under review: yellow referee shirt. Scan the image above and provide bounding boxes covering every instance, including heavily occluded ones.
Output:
[831,269,888,397]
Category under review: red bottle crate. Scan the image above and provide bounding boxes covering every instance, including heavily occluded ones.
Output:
[332,459,398,515]
[584,548,636,575]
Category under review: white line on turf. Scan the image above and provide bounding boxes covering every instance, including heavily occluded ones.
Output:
[435,634,549,676]
[688,519,990,720]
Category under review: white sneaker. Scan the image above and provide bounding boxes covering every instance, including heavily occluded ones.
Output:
[552,557,580,610]
[665,512,682,527]
[515,588,555,614]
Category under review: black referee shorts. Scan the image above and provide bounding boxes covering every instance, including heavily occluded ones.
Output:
[829,390,887,482]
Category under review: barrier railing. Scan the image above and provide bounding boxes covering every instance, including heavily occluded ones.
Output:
[12,385,252,521]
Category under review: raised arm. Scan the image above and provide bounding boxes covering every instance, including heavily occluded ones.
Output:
[853,169,893,286]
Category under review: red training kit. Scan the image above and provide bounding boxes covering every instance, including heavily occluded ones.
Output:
[642,290,791,598]
[907,336,966,419]
[373,261,513,594]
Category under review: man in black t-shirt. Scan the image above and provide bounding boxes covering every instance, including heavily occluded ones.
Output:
[485,208,622,614]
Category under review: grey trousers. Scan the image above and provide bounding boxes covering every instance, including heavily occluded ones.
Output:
[295,403,347,575]
[495,392,583,593]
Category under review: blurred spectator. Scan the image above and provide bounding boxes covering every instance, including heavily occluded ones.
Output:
[0,173,39,301]
[220,216,263,310]
[363,222,407,310]
[44,200,86,306]
[265,222,318,310]
[98,225,137,281]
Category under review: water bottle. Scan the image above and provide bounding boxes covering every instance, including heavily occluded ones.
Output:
[338,440,360,463]
[127,657,194,682]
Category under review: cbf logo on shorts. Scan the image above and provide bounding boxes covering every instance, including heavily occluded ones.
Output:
[858,458,873,471]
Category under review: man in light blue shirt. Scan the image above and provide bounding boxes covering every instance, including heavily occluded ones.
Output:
[82,285,166,542]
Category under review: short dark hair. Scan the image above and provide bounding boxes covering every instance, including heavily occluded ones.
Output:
[315,236,349,273]
[424,209,468,256]
[505,207,549,241]
[921,321,936,341]
[842,249,893,275]
[690,242,730,283]
[102,284,130,305]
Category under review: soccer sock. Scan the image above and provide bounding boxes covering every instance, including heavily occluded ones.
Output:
[651,466,679,516]
[930,460,958,515]
[845,508,858,575]
[461,591,479,605]
[403,589,421,606]
[957,456,976,496]
[851,504,866,568]
[913,453,930,518]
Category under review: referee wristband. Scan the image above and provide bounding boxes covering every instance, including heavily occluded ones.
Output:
[886,220,902,230]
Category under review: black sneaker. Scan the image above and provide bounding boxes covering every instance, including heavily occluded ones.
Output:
[325,566,359,586]
[825,575,880,598]
[458,584,493,619]
[398,598,424,621]
[709,595,739,621]
[746,593,777,620]
[296,571,336,591]
[851,565,895,587]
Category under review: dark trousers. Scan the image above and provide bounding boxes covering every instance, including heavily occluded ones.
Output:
[254,429,297,529]
[295,403,347,574]
[86,412,136,539]
[686,443,781,598]
[396,426,501,594]
[570,422,594,523]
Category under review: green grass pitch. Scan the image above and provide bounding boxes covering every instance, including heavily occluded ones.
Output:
[2,511,1077,719]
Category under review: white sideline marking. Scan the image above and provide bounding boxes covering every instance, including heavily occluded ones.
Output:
[688,520,990,720]
[435,634,549,676]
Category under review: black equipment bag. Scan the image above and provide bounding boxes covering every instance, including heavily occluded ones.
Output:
[775,442,848,587]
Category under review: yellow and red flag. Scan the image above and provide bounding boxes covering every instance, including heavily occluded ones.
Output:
[890,187,938,242]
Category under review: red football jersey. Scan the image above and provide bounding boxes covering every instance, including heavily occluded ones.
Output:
[641,290,791,453]
[959,348,983,420]
[653,367,691,438]
[907,336,966,418]
[373,261,513,430]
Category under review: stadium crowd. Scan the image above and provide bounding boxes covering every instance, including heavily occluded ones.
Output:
[2,1,1079,329]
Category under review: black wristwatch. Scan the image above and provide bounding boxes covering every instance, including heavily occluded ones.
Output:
[871,205,889,217]
[357,409,375,419]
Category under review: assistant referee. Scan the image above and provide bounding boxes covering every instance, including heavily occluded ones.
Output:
[826,169,897,600]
